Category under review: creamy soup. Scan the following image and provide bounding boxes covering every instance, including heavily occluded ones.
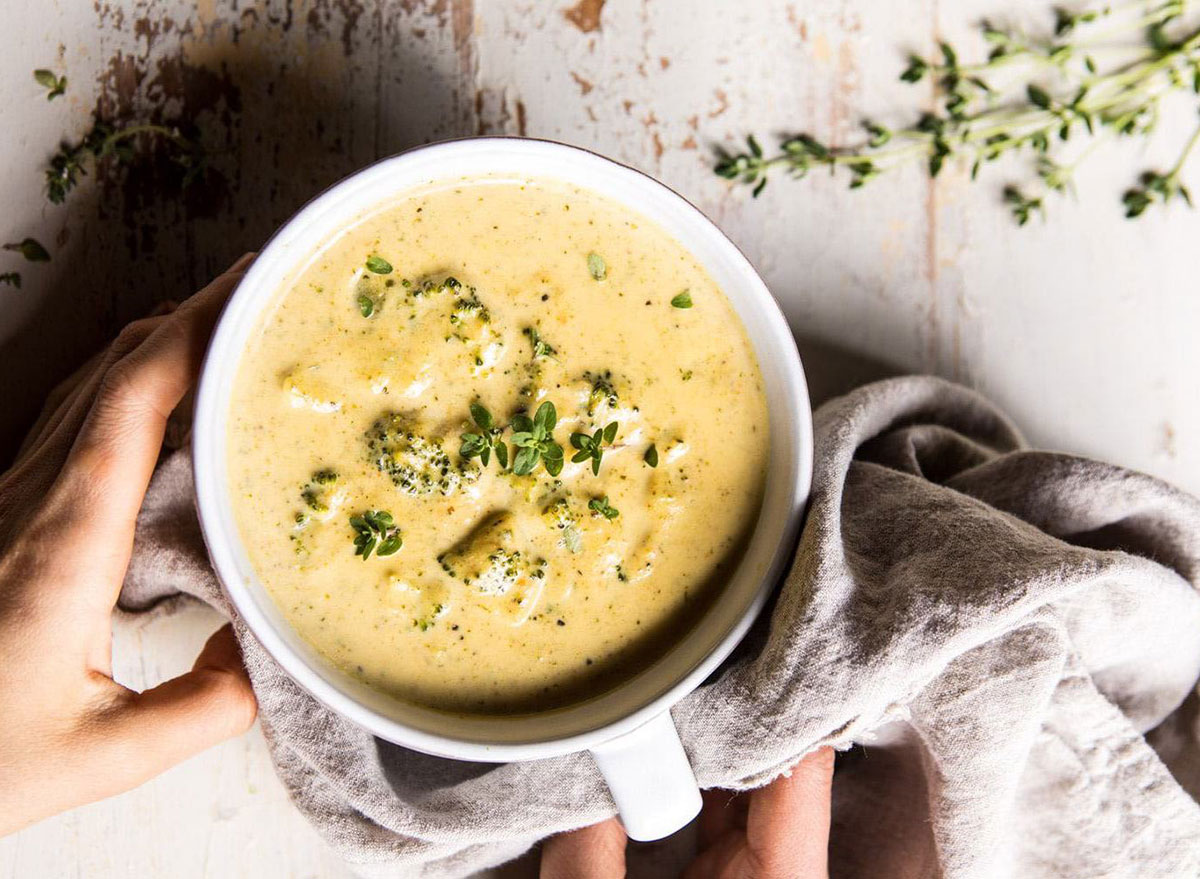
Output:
[228,177,769,714]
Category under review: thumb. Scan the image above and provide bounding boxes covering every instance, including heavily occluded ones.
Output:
[101,624,258,785]
[540,817,628,879]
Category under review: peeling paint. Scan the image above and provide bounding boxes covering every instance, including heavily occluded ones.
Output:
[0,0,479,463]
[570,71,593,95]
[563,0,604,34]
[707,88,728,118]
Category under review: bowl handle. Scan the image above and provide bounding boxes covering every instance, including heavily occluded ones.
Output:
[589,711,702,841]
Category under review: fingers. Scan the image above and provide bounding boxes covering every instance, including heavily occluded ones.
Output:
[540,817,627,879]
[94,624,257,789]
[14,312,174,467]
[745,748,834,878]
[38,255,253,599]
[699,788,747,849]
[687,748,834,879]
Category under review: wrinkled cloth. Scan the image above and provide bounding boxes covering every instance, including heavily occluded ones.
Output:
[5,372,1200,878]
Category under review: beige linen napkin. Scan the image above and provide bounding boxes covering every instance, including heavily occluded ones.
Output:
[4,366,1200,878]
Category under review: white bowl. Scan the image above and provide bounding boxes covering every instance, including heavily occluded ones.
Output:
[193,137,812,841]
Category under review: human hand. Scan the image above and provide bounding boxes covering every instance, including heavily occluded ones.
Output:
[540,747,834,879]
[0,256,259,837]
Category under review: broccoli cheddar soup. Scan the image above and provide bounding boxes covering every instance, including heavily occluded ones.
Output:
[229,178,769,714]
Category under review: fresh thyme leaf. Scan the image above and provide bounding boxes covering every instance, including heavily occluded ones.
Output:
[644,444,658,467]
[366,255,393,275]
[3,238,49,262]
[1004,186,1044,225]
[0,272,20,289]
[587,252,607,281]
[1026,83,1052,110]
[34,69,67,100]
[534,400,557,434]
[588,496,620,520]
[470,402,494,431]
[357,294,375,317]
[670,290,693,309]
[900,55,928,83]
[512,444,540,476]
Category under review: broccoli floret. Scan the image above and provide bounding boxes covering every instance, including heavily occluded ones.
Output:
[437,514,546,596]
[312,468,339,485]
[299,468,343,518]
[541,497,582,553]
[541,497,578,530]
[412,275,462,298]
[450,291,491,326]
[367,414,479,496]
[585,370,619,416]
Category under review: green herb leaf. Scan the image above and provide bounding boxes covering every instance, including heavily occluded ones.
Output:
[587,252,607,281]
[0,272,21,289]
[533,400,557,434]
[34,69,66,100]
[644,444,658,467]
[1027,84,1052,109]
[470,402,494,431]
[3,238,49,263]
[366,255,393,274]
[900,55,928,83]
[588,496,620,520]
[512,444,540,475]
[357,294,375,317]
[670,290,693,309]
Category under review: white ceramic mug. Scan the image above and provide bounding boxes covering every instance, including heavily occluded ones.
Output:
[193,137,812,842]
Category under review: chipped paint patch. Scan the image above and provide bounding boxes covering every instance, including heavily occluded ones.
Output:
[570,71,593,95]
[563,0,604,34]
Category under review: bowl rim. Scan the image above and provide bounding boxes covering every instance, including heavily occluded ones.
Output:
[193,135,813,761]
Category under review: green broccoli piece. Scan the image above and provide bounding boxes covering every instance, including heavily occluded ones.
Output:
[367,415,479,496]
[541,497,582,552]
[450,291,491,326]
[585,370,619,416]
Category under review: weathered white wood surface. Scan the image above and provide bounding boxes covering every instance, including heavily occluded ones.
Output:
[1,0,1197,876]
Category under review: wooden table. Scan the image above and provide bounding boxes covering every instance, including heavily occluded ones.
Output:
[1,1,1196,875]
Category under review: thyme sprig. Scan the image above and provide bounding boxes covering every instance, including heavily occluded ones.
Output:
[715,0,1200,222]
[46,121,208,205]
[571,422,619,476]
[349,510,403,560]
[511,401,565,476]
[460,402,510,469]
